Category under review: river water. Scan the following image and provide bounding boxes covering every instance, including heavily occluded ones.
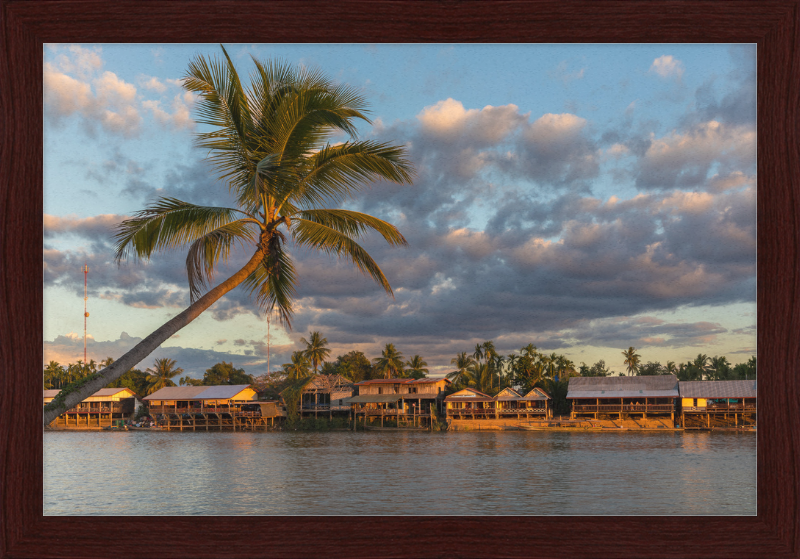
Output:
[44,430,756,516]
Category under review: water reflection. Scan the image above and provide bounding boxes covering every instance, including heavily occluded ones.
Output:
[44,430,755,516]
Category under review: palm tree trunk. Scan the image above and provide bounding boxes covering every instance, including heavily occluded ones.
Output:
[43,247,267,426]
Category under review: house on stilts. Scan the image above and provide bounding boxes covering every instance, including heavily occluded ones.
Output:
[678,380,757,429]
[348,378,450,428]
[567,375,679,424]
[44,387,141,429]
[144,384,282,431]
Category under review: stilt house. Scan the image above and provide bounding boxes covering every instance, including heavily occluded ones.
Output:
[44,387,141,428]
[678,380,757,429]
[348,377,450,427]
[444,387,495,419]
[143,385,262,431]
[567,375,679,422]
[289,374,353,418]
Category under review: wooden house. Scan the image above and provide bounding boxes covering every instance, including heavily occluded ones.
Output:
[143,385,262,430]
[567,375,679,422]
[520,387,553,419]
[44,387,140,428]
[348,377,450,427]
[290,374,353,418]
[678,380,757,429]
[444,387,495,419]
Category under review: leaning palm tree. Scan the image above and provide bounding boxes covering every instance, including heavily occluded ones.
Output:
[43,47,414,425]
[373,343,404,379]
[300,331,330,374]
[621,347,641,376]
[144,358,183,395]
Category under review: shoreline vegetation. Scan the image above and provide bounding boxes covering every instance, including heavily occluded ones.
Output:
[44,338,757,421]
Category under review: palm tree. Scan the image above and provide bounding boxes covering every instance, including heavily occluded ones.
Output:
[373,343,404,379]
[283,351,311,380]
[300,331,330,373]
[665,361,677,376]
[404,355,429,379]
[447,352,475,388]
[692,354,710,380]
[465,362,493,394]
[43,48,414,425]
[43,361,64,389]
[473,343,484,365]
[621,347,641,376]
[144,358,183,395]
[709,355,730,380]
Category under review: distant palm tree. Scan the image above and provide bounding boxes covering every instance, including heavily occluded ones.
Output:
[405,355,429,379]
[473,343,484,365]
[145,358,183,395]
[465,362,493,394]
[692,354,710,380]
[665,361,677,376]
[709,355,730,380]
[621,347,641,376]
[373,343,404,379]
[284,351,312,380]
[300,331,330,374]
[43,47,414,426]
[447,352,476,388]
[43,361,65,389]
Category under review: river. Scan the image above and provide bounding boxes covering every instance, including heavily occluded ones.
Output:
[44,430,756,515]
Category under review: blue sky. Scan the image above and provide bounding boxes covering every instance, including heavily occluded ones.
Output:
[43,43,757,377]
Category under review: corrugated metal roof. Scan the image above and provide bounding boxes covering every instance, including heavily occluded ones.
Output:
[346,394,402,403]
[143,385,253,401]
[143,386,208,400]
[196,385,253,400]
[43,387,133,399]
[568,390,679,399]
[678,380,757,398]
[568,375,678,392]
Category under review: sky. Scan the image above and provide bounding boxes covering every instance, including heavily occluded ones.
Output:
[43,43,757,378]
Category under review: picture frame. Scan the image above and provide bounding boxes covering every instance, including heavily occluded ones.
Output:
[2,1,797,556]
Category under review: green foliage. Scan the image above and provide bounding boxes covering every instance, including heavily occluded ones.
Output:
[281,377,314,420]
[637,361,664,376]
[202,361,253,385]
[300,331,330,373]
[107,368,151,397]
[583,360,609,377]
[621,347,641,376]
[405,355,429,379]
[373,343,404,379]
[334,350,374,382]
[44,373,100,414]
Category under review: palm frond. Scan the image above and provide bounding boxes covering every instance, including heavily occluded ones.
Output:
[240,241,297,327]
[283,141,414,209]
[298,209,407,246]
[114,198,258,262]
[291,218,393,295]
[185,220,260,302]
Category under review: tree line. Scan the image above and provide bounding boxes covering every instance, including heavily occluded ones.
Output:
[43,357,254,398]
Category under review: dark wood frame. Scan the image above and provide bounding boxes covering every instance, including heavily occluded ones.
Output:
[1,1,797,557]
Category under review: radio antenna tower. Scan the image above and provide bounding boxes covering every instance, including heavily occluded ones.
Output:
[83,263,89,363]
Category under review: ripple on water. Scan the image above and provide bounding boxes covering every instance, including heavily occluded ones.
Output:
[44,430,755,515]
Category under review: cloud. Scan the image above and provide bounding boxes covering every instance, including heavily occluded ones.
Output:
[634,121,756,190]
[650,55,684,79]
[44,61,142,137]
[44,45,195,137]
[43,331,279,376]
